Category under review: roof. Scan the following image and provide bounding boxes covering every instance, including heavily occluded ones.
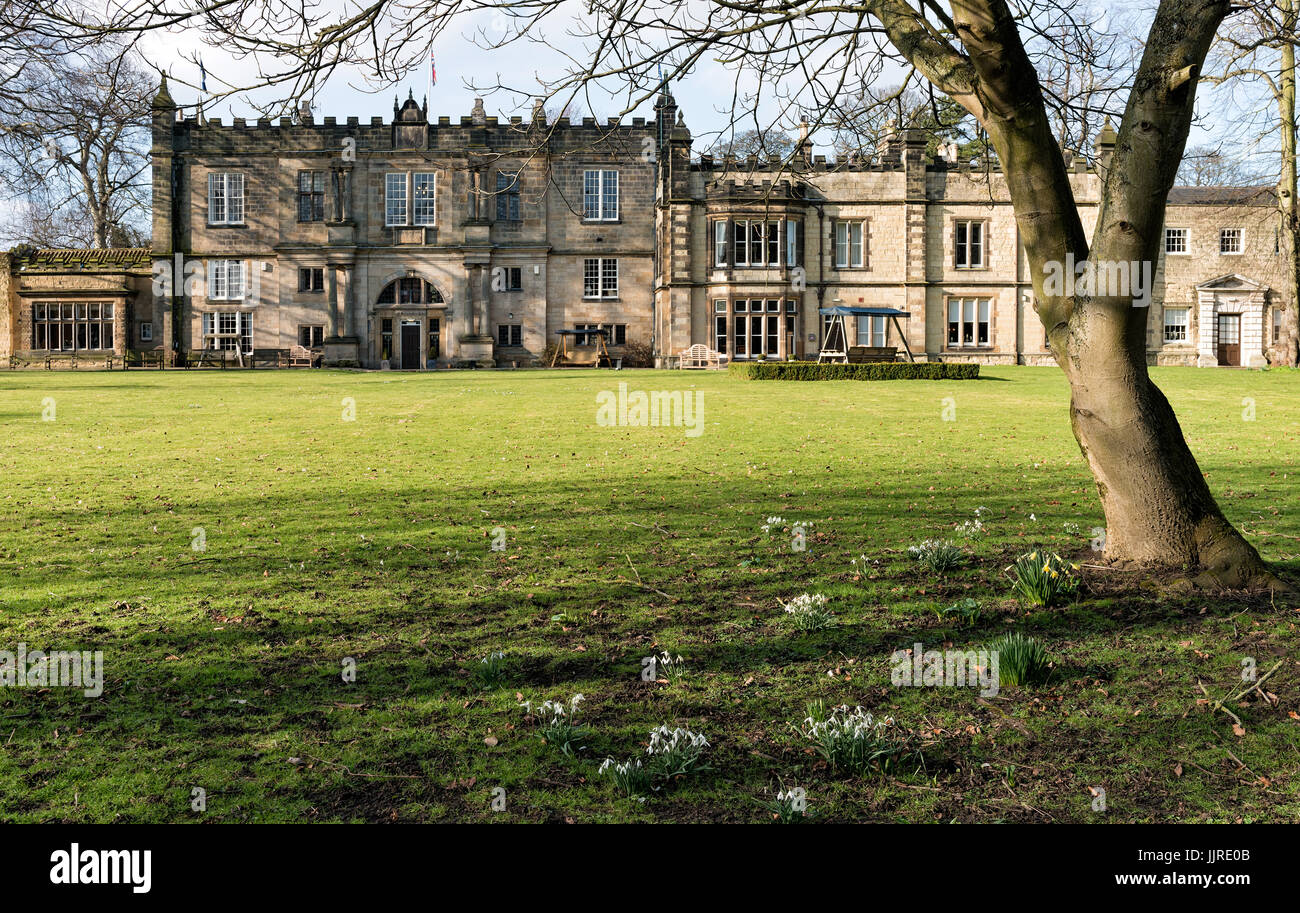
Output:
[14,248,152,270]
[819,307,910,317]
[1167,185,1277,206]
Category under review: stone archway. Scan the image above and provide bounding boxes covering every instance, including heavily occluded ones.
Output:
[1195,274,1268,367]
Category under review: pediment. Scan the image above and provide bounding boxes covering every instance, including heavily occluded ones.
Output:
[1196,273,1266,292]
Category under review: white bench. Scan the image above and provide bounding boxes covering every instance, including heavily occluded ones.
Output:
[679,344,725,369]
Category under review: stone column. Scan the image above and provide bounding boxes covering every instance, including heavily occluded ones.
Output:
[340,166,353,222]
[113,295,128,356]
[326,267,340,338]
[336,266,351,338]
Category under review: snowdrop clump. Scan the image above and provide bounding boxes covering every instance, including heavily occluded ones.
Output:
[519,693,587,754]
[782,592,834,631]
[598,723,711,797]
[761,516,814,535]
[799,704,917,776]
[907,538,965,573]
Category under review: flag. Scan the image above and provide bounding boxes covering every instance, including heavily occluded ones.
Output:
[429,51,436,87]
[199,58,207,92]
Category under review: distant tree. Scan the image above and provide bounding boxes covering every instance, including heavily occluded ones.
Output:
[0,40,152,248]
[829,82,989,162]
[709,128,796,162]
[1177,144,1271,186]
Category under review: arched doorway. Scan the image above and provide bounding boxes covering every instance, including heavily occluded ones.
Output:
[375,277,445,368]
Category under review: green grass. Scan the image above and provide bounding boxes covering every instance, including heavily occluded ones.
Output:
[0,365,1297,822]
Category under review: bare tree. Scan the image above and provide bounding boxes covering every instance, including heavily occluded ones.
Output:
[0,39,152,248]
[709,127,797,161]
[9,0,1281,585]
[827,81,988,161]
[1205,0,1299,366]
[1176,143,1272,186]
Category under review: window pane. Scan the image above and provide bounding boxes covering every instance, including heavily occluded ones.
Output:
[601,259,618,297]
[209,173,224,223]
[583,170,599,219]
[228,174,244,222]
[386,173,407,226]
[601,170,618,220]
[413,173,436,225]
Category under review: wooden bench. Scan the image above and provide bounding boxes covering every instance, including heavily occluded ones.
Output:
[186,348,244,369]
[8,353,114,370]
[287,345,317,368]
[679,344,725,369]
[847,345,898,364]
[127,351,167,369]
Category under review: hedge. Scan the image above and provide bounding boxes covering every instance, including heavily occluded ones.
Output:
[732,361,980,381]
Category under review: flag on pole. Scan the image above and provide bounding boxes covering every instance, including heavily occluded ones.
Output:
[199,57,207,92]
[429,51,437,87]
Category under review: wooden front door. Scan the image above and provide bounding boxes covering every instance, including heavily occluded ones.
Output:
[1216,313,1241,366]
[400,323,421,369]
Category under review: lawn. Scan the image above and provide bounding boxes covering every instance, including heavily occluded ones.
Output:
[0,365,1297,822]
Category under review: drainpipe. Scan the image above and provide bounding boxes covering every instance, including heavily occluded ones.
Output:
[815,203,826,349]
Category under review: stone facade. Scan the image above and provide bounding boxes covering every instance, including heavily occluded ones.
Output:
[655,115,1293,368]
[0,248,152,361]
[140,78,659,368]
[2,82,1291,369]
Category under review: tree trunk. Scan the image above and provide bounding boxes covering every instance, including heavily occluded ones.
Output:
[1055,306,1274,586]
[932,0,1282,587]
[1279,0,1299,366]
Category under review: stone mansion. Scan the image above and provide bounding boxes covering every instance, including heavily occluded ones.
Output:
[0,78,1292,368]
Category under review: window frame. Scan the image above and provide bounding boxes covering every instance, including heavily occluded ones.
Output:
[834,220,866,269]
[497,324,523,347]
[207,260,245,301]
[1164,227,1189,255]
[1219,227,1244,255]
[582,258,619,299]
[298,267,324,293]
[297,171,325,222]
[953,219,986,269]
[412,172,437,226]
[945,296,992,348]
[582,169,619,222]
[298,325,325,348]
[31,301,115,352]
[1163,306,1190,343]
[201,310,254,355]
[495,171,521,222]
[207,172,245,226]
[385,173,408,227]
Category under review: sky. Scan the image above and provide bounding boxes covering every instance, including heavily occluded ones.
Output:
[11,1,1278,243]
[127,0,1276,171]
